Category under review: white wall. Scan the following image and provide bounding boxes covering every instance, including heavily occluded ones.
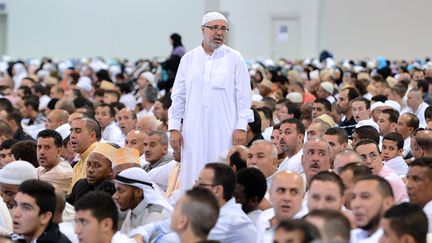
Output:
[3,0,205,60]
[2,0,432,60]
[320,0,432,60]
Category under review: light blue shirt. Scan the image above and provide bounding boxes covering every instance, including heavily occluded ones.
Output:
[129,198,257,243]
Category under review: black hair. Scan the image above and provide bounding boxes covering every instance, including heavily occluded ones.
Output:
[324,127,348,145]
[314,98,332,112]
[204,163,236,201]
[381,108,399,124]
[229,151,247,171]
[276,219,321,242]
[280,118,306,135]
[310,171,344,196]
[37,129,63,148]
[354,126,380,145]
[18,180,56,219]
[96,103,115,118]
[383,132,404,150]
[383,203,428,243]
[236,168,267,203]
[75,191,118,231]
[356,174,394,198]
[248,108,262,135]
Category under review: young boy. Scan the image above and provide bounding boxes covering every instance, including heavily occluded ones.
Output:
[381,132,409,177]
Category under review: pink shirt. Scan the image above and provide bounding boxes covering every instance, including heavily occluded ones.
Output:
[378,165,408,203]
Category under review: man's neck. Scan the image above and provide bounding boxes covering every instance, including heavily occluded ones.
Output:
[25,224,48,243]
[202,42,214,55]
[287,145,302,158]
[141,101,153,111]
[180,230,205,243]
[43,159,60,172]
[344,109,353,120]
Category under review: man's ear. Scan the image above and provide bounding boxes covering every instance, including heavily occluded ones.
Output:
[397,148,404,157]
[40,211,53,226]
[100,218,114,233]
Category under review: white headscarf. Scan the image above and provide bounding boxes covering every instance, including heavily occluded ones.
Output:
[114,167,173,212]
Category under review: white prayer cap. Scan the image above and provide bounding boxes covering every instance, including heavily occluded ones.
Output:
[202,12,227,26]
[355,119,380,132]
[114,167,173,212]
[286,92,303,103]
[370,101,384,112]
[55,123,71,140]
[140,72,156,88]
[383,100,401,112]
[252,94,263,102]
[320,81,334,95]
[76,76,93,92]
[0,160,37,185]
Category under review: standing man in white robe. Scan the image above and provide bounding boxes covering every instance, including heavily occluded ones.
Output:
[168,12,253,190]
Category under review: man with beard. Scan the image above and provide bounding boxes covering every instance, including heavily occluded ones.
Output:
[278,118,305,173]
[350,175,395,242]
[168,12,253,190]
[337,87,359,139]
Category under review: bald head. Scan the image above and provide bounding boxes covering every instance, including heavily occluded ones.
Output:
[136,115,160,132]
[125,130,146,155]
[334,149,362,173]
[46,109,69,130]
[415,130,432,157]
[270,171,305,221]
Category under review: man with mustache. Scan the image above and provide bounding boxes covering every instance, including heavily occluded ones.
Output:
[301,137,332,188]
[168,12,253,190]
[354,139,408,203]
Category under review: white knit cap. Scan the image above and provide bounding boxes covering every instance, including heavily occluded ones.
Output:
[202,12,227,25]
[76,76,93,92]
[286,92,303,103]
[320,81,334,95]
[370,101,384,112]
[114,167,173,212]
[383,100,401,112]
[0,160,37,185]
[140,72,156,88]
[355,119,380,132]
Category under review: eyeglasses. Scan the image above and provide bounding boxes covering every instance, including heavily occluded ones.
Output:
[360,152,379,162]
[203,25,229,33]
[194,180,217,187]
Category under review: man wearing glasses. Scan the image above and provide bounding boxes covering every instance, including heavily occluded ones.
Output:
[169,12,253,190]
[354,139,408,203]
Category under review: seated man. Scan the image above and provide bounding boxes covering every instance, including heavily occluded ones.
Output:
[0,161,37,209]
[113,167,172,234]
[304,209,351,243]
[256,170,306,243]
[67,143,117,205]
[307,171,344,212]
[381,132,408,177]
[380,203,428,243]
[142,131,177,191]
[36,129,73,194]
[11,179,70,242]
[75,191,135,243]
[95,103,124,146]
[234,167,267,225]
[129,163,257,243]
[273,219,321,243]
[171,187,220,243]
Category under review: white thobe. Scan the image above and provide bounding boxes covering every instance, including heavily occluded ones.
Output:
[350,228,383,243]
[147,160,178,191]
[278,149,304,174]
[101,122,124,146]
[168,44,253,190]
[383,156,408,177]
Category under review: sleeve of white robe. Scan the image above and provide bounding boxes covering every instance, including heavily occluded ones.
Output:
[168,56,187,131]
[234,54,253,131]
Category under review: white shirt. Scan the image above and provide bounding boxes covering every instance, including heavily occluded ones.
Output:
[350,228,383,243]
[383,156,408,177]
[262,126,273,141]
[247,209,262,226]
[111,231,136,243]
[401,101,429,128]
[147,160,178,191]
[424,200,432,233]
[39,95,51,110]
[168,44,253,190]
[256,206,308,243]
[278,149,303,174]
[120,93,138,109]
[137,105,155,119]
[129,198,256,243]
[59,221,78,243]
[0,196,11,235]
[402,137,411,158]
[101,122,124,147]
